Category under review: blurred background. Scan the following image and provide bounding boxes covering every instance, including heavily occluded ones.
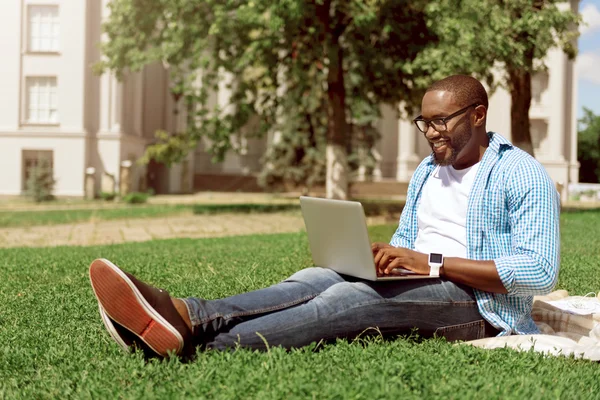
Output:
[0,0,598,203]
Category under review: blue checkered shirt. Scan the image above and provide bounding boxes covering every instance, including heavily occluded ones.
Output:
[390,132,560,335]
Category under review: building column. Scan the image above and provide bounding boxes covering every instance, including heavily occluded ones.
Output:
[374,104,400,180]
[96,65,126,195]
[396,119,420,182]
[545,49,566,163]
[567,0,580,189]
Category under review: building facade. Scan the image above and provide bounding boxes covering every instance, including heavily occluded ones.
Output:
[0,0,580,199]
[0,0,173,197]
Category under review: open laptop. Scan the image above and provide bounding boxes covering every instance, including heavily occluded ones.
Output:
[299,196,436,281]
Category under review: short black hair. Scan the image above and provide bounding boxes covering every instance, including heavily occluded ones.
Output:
[426,75,488,109]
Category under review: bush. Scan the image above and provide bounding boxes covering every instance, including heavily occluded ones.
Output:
[25,159,56,202]
[578,108,600,183]
[100,192,117,201]
[121,192,149,204]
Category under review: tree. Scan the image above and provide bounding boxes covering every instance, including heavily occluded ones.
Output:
[96,0,436,199]
[578,108,600,183]
[417,0,580,156]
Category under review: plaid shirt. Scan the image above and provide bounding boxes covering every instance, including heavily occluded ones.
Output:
[390,132,561,335]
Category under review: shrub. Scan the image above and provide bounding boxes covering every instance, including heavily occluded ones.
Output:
[25,159,56,202]
[100,191,117,201]
[578,108,600,183]
[122,192,149,204]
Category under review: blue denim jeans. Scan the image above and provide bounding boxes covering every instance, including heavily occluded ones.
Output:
[183,267,497,350]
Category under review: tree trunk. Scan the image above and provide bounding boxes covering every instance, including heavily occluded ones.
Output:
[325,37,349,199]
[507,67,535,157]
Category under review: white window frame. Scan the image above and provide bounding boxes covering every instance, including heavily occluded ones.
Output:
[27,4,60,53]
[24,76,59,125]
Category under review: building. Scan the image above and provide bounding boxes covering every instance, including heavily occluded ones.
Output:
[0,0,580,199]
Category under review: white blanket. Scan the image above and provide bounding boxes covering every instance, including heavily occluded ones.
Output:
[464,290,600,361]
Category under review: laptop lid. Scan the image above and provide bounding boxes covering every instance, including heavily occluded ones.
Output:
[299,196,378,281]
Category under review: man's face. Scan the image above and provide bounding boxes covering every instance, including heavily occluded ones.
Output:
[420,90,476,167]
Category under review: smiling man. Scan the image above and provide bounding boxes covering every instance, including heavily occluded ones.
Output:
[89,75,560,359]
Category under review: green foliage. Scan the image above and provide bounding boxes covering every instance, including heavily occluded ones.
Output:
[1,213,600,398]
[418,0,580,87]
[25,159,56,203]
[100,191,117,201]
[121,192,150,204]
[417,0,580,154]
[96,0,436,193]
[577,108,600,183]
[96,0,580,190]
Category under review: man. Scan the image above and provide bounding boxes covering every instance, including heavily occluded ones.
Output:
[90,75,560,358]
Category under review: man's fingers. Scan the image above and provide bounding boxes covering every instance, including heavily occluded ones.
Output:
[374,249,384,266]
[372,242,392,254]
[385,258,404,274]
[378,253,391,269]
[374,250,389,275]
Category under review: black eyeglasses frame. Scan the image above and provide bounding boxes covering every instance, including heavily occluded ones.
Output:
[412,103,481,134]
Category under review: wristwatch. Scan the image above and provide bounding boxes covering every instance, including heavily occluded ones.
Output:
[428,253,444,277]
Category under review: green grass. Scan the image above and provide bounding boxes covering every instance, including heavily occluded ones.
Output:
[1,215,600,399]
[0,204,192,227]
[0,199,403,228]
[0,203,301,228]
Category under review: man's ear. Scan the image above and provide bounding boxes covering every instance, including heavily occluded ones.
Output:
[473,105,486,127]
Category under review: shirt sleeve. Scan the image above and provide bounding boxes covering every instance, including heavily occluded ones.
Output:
[494,158,560,296]
[389,199,413,248]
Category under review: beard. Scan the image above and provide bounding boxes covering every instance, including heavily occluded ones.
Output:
[432,119,472,167]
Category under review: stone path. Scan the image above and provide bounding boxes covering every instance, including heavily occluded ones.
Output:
[0,213,307,248]
[0,211,394,249]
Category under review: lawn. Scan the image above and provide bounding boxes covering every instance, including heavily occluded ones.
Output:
[0,203,300,228]
[0,200,400,228]
[1,213,600,399]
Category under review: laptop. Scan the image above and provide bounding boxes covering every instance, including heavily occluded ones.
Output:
[299,196,436,281]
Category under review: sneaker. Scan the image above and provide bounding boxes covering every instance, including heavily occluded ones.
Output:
[98,302,134,352]
[98,303,159,358]
[89,258,193,357]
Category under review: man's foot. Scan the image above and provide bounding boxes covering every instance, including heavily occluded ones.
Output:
[98,303,159,357]
[89,258,193,358]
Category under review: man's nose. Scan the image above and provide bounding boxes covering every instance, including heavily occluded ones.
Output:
[424,125,441,140]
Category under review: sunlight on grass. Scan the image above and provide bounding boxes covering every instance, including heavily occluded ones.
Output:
[0,212,599,398]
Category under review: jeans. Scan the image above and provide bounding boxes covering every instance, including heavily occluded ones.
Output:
[183,267,498,351]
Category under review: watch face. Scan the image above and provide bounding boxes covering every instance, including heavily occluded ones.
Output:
[430,253,443,264]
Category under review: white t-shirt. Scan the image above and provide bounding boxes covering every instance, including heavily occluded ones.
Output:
[413,163,480,258]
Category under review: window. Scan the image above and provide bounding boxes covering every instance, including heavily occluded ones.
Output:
[26,77,58,124]
[22,150,54,191]
[28,5,60,53]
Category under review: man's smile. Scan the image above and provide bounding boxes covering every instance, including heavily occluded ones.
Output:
[431,140,449,153]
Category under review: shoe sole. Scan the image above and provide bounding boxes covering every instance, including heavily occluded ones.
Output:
[98,303,131,352]
[89,258,184,357]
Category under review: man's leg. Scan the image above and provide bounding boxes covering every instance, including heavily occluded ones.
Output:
[204,278,492,351]
[91,259,344,357]
[182,267,346,341]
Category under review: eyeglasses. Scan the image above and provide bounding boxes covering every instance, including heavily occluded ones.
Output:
[412,103,480,134]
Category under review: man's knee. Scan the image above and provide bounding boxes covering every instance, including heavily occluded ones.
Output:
[285,267,341,285]
[313,281,375,309]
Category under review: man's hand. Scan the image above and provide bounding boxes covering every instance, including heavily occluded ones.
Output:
[371,242,393,254]
[372,246,429,276]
